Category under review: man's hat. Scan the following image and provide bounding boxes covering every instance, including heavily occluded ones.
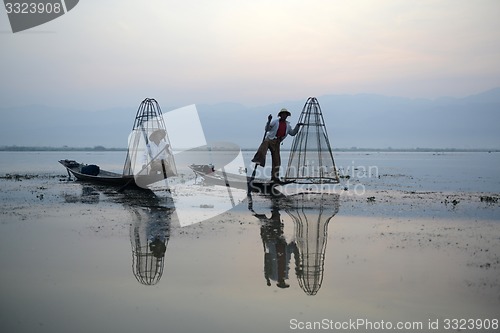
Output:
[149,129,166,140]
[278,108,291,117]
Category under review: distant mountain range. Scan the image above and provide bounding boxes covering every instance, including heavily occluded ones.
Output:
[1,88,499,149]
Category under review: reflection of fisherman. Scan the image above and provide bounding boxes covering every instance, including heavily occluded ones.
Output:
[146,207,169,258]
[149,237,167,258]
[254,207,297,289]
[141,129,175,177]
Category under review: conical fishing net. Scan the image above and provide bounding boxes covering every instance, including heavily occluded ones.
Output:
[284,97,339,184]
[123,98,177,183]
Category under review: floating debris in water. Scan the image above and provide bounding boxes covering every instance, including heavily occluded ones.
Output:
[199,204,214,208]
[444,198,460,206]
[480,196,499,203]
[0,173,37,181]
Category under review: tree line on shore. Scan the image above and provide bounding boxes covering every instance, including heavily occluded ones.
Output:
[0,145,498,153]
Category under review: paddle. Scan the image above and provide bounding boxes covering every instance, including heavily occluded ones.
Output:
[247,114,272,196]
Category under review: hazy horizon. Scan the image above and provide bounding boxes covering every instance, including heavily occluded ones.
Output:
[1,87,499,150]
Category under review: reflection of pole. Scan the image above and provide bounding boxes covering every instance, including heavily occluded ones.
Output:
[286,194,339,295]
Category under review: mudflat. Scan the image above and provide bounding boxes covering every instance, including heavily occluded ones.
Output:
[0,173,498,333]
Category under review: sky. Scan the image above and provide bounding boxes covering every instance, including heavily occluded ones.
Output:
[1,0,500,110]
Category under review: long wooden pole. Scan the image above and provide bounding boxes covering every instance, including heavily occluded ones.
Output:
[247,115,272,196]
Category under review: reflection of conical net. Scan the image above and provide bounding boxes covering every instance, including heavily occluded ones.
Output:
[285,194,339,295]
[123,98,177,177]
[130,213,169,286]
[285,97,339,184]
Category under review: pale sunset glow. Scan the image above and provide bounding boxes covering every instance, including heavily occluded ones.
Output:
[1,0,499,109]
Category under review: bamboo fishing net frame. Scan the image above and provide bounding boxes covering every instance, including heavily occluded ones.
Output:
[123,98,177,177]
[284,97,339,184]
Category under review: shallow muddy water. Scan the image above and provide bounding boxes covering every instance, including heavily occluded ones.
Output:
[0,151,499,332]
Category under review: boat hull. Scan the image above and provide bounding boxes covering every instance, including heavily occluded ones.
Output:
[188,164,292,196]
[59,159,138,187]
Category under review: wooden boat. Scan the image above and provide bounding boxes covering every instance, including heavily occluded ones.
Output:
[59,159,138,188]
[188,164,294,195]
[189,164,247,183]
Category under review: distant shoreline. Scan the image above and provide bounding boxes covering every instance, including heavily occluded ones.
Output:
[0,146,498,153]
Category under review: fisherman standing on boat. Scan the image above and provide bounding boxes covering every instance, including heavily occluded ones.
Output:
[252,108,302,183]
[142,129,175,177]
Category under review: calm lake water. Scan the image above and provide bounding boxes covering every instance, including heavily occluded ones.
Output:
[0,151,499,333]
[1,150,499,193]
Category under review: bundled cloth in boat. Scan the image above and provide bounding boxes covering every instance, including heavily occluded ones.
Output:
[81,164,100,176]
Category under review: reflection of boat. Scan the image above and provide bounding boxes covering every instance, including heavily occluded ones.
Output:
[189,163,294,195]
[64,181,172,286]
[59,159,137,187]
